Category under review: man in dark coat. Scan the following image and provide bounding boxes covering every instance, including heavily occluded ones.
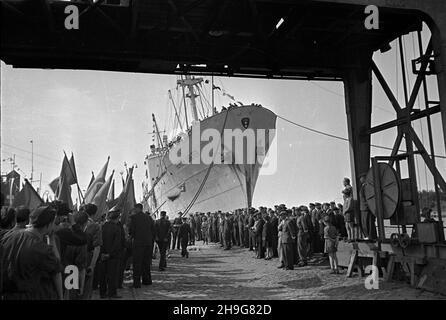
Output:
[218,212,225,247]
[359,175,377,241]
[195,213,202,241]
[238,211,244,247]
[279,211,296,270]
[80,203,102,300]
[98,207,124,299]
[243,211,250,248]
[253,214,265,258]
[223,213,233,250]
[178,217,192,257]
[188,214,196,245]
[296,208,310,267]
[128,203,155,288]
[232,214,239,246]
[1,205,63,300]
[155,211,171,271]
[269,210,279,257]
[248,212,255,251]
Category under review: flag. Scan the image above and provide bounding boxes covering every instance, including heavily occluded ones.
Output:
[84,157,110,204]
[13,179,44,211]
[115,167,136,226]
[212,85,221,91]
[87,171,95,189]
[49,153,77,193]
[49,177,59,194]
[51,154,74,209]
[68,153,78,185]
[92,171,114,220]
[107,179,115,203]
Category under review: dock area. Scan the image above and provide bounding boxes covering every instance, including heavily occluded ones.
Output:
[93,243,445,300]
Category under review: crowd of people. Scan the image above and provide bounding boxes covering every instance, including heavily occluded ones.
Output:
[0,195,174,300]
[0,176,386,300]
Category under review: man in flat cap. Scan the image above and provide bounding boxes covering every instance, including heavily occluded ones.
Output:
[129,203,156,288]
[178,216,192,257]
[296,207,310,267]
[269,209,279,257]
[359,174,377,241]
[312,203,322,253]
[98,207,123,299]
[278,211,296,270]
[223,212,233,250]
[79,203,102,299]
[0,207,16,241]
[1,205,63,300]
[3,206,30,239]
[64,211,89,300]
[155,211,172,271]
[171,212,182,250]
[342,177,356,241]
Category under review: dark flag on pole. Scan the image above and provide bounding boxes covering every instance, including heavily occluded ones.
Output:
[13,179,44,211]
[114,166,136,226]
[68,153,78,185]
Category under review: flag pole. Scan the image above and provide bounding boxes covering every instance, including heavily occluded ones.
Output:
[63,150,85,204]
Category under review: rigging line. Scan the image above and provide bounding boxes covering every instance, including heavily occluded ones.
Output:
[1,143,60,163]
[201,85,213,116]
[309,82,394,115]
[182,109,230,216]
[0,148,61,169]
[276,114,446,159]
[196,86,208,119]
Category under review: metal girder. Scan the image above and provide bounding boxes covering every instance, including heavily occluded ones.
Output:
[407,40,433,112]
[409,127,446,193]
[2,1,25,18]
[388,131,403,167]
[371,61,401,113]
[167,0,200,42]
[366,104,441,135]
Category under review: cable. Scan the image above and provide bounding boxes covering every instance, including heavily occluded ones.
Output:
[182,109,230,216]
[276,114,446,159]
[1,143,60,163]
[309,82,394,115]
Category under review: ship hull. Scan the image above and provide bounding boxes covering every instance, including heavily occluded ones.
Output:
[143,105,276,214]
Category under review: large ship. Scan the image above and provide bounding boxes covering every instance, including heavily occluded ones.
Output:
[142,76,276,215]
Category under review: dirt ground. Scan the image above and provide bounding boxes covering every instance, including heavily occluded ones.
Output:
[94,243,446,300]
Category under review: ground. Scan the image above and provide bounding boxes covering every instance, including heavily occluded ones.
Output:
[94,243,446,300]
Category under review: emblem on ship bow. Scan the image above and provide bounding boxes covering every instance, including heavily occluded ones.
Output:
[241,117,250,129]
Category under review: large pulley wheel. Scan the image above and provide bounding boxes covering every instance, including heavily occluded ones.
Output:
[364,163,400,219]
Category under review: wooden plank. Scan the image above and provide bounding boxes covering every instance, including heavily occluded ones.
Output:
[385,255,395,282]
[410,261,416,287]
[346,250,358,278]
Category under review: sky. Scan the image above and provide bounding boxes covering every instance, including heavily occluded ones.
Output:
[1,26,445,208]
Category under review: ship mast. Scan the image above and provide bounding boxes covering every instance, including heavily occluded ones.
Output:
[152,113,163,149]
[177,75,203,123]
[168,89,183,132]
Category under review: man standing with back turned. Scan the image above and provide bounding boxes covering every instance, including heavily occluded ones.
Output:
[129,203,156,288]
[155,211,172,271]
